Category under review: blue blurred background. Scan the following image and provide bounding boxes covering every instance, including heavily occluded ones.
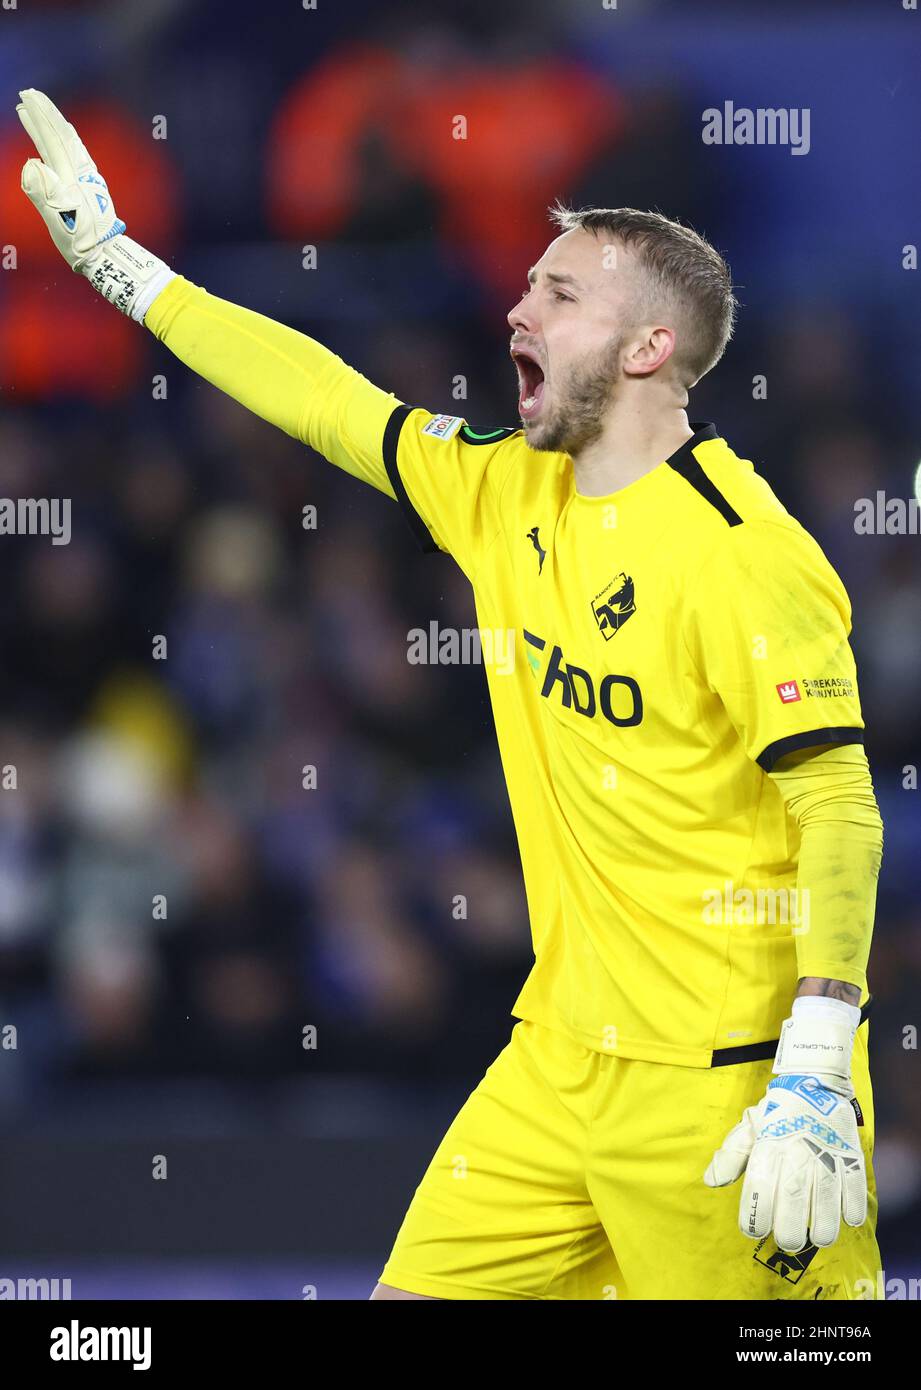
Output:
[0,0,920,1299]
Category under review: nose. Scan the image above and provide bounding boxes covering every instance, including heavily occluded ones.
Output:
[507,294,535,335]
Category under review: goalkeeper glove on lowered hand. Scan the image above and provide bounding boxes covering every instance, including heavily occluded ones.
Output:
[17,88,174,321]
[703,996,867,1253]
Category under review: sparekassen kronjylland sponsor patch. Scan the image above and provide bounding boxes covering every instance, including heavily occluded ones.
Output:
[801,677,855,699]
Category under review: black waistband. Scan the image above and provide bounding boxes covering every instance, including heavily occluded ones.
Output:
[710,996,873,1068]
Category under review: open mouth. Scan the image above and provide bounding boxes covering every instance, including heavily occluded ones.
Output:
[511,348,546,421]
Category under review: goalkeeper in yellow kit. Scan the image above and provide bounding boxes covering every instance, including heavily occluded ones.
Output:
[17,89,884,1301]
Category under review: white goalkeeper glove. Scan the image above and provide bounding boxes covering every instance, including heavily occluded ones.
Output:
[17,88,174,321]
[704,996,867,1253]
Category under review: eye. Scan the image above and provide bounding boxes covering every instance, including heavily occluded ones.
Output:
[553,290,573,303]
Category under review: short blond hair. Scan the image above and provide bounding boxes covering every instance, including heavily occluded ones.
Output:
[549,202,738,386]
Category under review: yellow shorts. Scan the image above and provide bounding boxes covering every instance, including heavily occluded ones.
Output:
[380,1019,880,1300]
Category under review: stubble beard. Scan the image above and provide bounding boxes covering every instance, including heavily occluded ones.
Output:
[523,333,625,456]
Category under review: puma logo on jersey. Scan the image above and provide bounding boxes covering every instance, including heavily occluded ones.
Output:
[526,525,547,573]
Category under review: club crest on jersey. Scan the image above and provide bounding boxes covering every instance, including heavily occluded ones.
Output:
[753,1237,820,1284]
[592,573,636,640]
[421,414,463,441]
[776,680,801,704]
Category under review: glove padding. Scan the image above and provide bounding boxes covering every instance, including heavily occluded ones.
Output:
[704,1072,865,1253]
[18,87,125,271]
[17,88,173,320]
[704,1003,867,1253]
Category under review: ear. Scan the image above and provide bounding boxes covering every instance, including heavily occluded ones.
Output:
[622,326,676,378]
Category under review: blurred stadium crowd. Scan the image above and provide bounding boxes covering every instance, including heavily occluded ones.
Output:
[1,0,920,1266]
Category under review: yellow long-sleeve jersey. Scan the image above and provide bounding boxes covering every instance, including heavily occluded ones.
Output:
[146,277,882,1067]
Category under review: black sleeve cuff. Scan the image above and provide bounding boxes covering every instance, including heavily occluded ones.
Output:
[757,726,865,773]
[382,404,440,554]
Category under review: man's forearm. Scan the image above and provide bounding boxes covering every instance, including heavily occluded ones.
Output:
[144,276,401,495]
[770,741,882,999]
[796,976,861,1007]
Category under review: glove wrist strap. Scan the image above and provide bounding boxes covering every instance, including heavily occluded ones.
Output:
[773,1009,857,1085]
[83,235,175,321]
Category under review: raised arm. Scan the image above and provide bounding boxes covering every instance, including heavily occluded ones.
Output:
[18,88,527,579]
[17,88,399,496]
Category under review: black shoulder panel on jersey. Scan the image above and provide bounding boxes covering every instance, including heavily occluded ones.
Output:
[666,422,742,527]
[382,403,440,555]
[756,726,866,773]
[458,423,519,446]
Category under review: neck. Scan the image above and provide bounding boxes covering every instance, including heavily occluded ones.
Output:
[571,398,695,498]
